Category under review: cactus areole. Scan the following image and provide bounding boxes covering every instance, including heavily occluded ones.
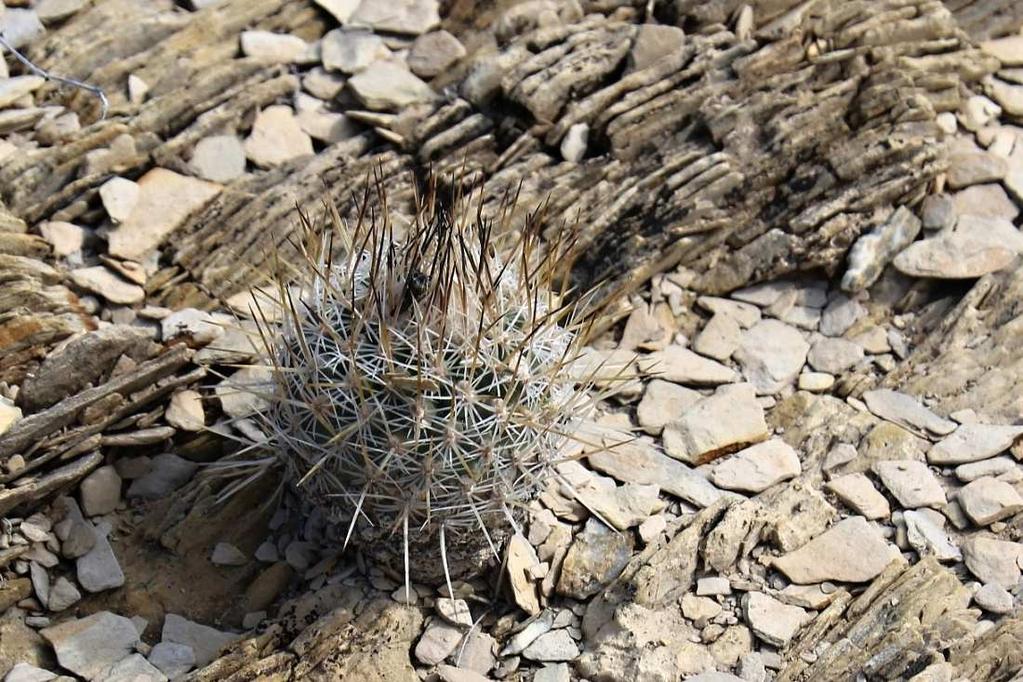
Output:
[256,185,593,583]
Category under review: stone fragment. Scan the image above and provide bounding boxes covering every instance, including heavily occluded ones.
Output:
[70,266,145,305]
[961,537,1023,588]
[956,457,1017,482]
[501,611,553,656]
[557,461,662,530]
[29,562,49,609]
[928,424,1023,465]
[506,533,541,615]
[240,31,310,63]
[215,365,271,418]
[211,542,247,566]
[947,150,1008,188]
[628,24,686,71]
[818,294,865,337]
[38,221,85,257]
[302,68,345,100]
[414,619,463,666]
[560,123,588,163]
[107,168,221,261]
[807,337,864,374]
[973,583,1014,614]
[313,0,360,23]
[0,400,22,437]
[734,320,809,394]
[862,389,956,438]
[296,107,355,143]
[0,10,45,50]
[76,524,124,593]
[635,379,701,435]
[148,642,195,679]
[694,313,742,361]
[126,454,198,500]
[127,74,149,104]
[958,477,1023,525]
[162,614,238,667]
[408,30,466,78]
[79,466,121,517]
[41,611,139,681]
[348,60,437,110]
[105,654,167,682]
[772,517,895,584]
[321,29,390,73]
[4,663,57,682]
[47,577,82,612]
[798,372,834,392]
[556,518,632,600]
[662,383,769,465]
[189,135,246,183]
[980,35,1023,65]
[165,390,205,432]
[921,193,956,232]
[874,460,946,509]
[437,665,490,682]
[681,593,721,622]
[743,592,805,647]
[894,213,1018,279]
[349,0,440,35]
[244,106,313,169]
[990,79,1023,117]
[710,439,801,494]
[98,177,140,224]
[825,473,890,520]
[841,206,921,292]
[0,76,45,108]
[696,296,761,328]
[953,183,1018,221]
[903,509,960,562]
[521,630,579,663]
[637,345,738,385]
[777,584,834,610]
[532,664,571,682]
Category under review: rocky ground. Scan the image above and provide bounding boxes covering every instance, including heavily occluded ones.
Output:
[2,0,1023,681]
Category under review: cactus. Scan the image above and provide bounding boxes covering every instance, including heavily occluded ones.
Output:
[249,183,595,585]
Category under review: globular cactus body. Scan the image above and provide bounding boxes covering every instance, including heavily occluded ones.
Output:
[256,186,591,583]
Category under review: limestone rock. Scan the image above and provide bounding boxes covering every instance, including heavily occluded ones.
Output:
[76,524,124,593]
[506,533,541,615]
[556,518,633,600]
[521,630,579,663]
[980,35,1023,65]
[240,31,310,63]
[408,30,466,78]
[693,313,742,361]
[961,537,1023,588]
[244,106,314,169]
[125,454,198,500]
[348,60,437,110]
[841,206,921,292]
[38,221,85,258]
[147,642,195,679]
[734,320,809,394]
[189,135,246,183]
[637,345,739,385]
[807,337,864,374]
[414,620,463,666]
[321,29,390,73]
[161,613,239,667]
[743,592,805,648]
[928,424,1023,465]
[947,150,1008,188]
[349,0,440,35]
[973,583,1014,614]
[696,296,761,328]
[41,611,139,681]
[635,379,701,435]
[313,0,360,23]
[903,509,960,562]
[69,266,145,305]
[819,294,865,337]
[662,383,769,465]
[862,389,956,439]
[874,460,947,509]
[957,477,1023,525]
[772,517,895,584]
[0,76,45,109]
[105,654,168,682]
[710,439,801,494]
[825,473,890,520]
[165,390,205,432]
[106,168,220,261]
[79,465,121,517]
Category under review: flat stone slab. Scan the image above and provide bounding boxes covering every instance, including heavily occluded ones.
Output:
[862,389,956,439]
[734,320,809,395]
[637,345,739,385]
[928,424,1023,465]
[772,517,896,584]
[662,383,769,465]
[41,611,139,681]
[710,439,801,494]
[873,460,947,509]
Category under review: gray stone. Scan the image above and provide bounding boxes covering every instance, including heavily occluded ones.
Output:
[407,30,466,78]
[189,135,246,183]
[953,183,1019,221]
[556,518,632,600]
[873,460,947,509]
[162,614,239,667]
[928,424,1023,465]
[894,229,1015,279]
[41,612,139,681]
[560,123,588,163]
[126,454,198,500]
[920,193,956,232]
[628,24,686,71]
[521,629,579,662]
[105,654,167,682]
[348,0,440,35]
[79,466,121,517]
[148,642,195,679]
[818,294,865,336]
[532,663,571,682]
[958,477,1023,525]
[956,457,1018,482]
[973,583,1014,614]
[165,390,205,432]
[662,383,769,465]
[841,206,921,292]
[825,473,890,520]
[903,509,960,562]
[961,537,1023,588]
[637,345,738,385]
[47,577,82,612]
[635,379,702,435]
[29,562,49,610]
[500,611,553,656]
[0,76,45,109]
[772,517,895,584]
[313,0,360,23]
[98,177,140,223]
[743,592,805,647]
[807,337,864,374]
[321,29,390,73]
[710,439,801,494]
[696,296,761,328]
[506,533,540,615]
[210,542,247,566]
[414,620,463,666]
[734,320,809,394]
[981,35,1023,65]
[70,266,145,305]
[0,10,44,50]
[38,221,85,257]
[3,663,57,682]
[862,389,956,438]
[990,79,1023,117]
[240,30,310,63]
[947,150,1008,188]
[348,60,437,110]
[76,523,124,593]
[694,313,742,361]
